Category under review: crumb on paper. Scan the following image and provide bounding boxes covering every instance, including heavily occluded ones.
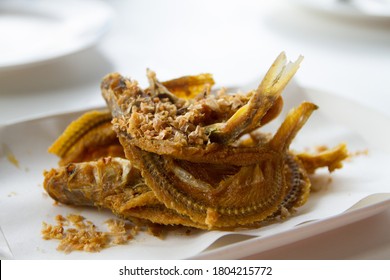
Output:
[309,174,333,192]
[347,149,369,161]
[7,192,17,197]
[105,219,134,245]
[315,145,329,153]
[36,247,46,254]
[3,143,20,168]
[41,214,138,253]
[7,153,20,168]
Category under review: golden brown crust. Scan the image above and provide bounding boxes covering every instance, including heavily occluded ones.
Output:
[48,110,125,165]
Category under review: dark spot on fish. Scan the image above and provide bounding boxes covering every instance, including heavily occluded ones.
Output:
[66,163,76,176]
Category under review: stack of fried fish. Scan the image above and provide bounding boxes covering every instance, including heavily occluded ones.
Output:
[43,53,348,230]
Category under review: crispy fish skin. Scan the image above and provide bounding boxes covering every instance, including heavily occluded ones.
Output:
[48,110,125,165]
[44,157,144,206]
[297,143,348,174]
[43,157,207,229]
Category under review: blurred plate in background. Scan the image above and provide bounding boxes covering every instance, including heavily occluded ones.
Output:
[290,0,390,19]
[0,0,113,70]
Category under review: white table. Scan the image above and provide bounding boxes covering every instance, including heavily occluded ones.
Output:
[0,0,389,259]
